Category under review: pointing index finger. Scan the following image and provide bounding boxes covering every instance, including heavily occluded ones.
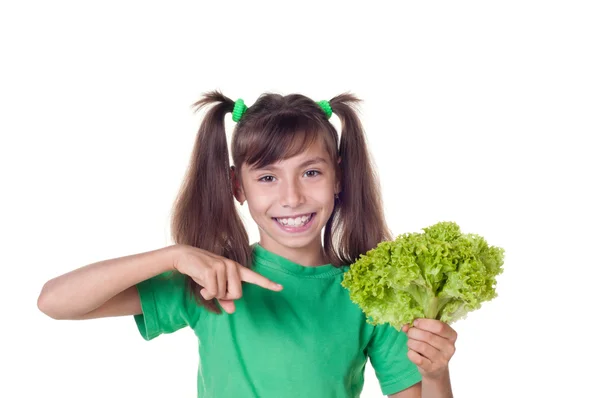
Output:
[239,266,283,291]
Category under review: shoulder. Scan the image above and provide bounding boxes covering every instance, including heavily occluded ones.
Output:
[339,264,351,273]
[335,264,374,326]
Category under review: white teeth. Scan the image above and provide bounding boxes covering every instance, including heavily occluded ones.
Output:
[276,213,313,227]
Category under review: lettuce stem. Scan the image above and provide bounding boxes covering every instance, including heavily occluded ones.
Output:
[425,296,439,319]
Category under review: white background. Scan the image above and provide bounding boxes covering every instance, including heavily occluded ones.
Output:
[1,1,598,397]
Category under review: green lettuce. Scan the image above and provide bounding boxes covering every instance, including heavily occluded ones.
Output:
[341,221,504,330]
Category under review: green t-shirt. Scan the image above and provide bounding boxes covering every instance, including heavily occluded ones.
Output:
[134,243,421,397]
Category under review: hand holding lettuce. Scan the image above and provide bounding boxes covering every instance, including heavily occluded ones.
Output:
[341,221,504,330]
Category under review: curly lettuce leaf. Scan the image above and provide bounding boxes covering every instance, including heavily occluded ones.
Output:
[341,221,504,330]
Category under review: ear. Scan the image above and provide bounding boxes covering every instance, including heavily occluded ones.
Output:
[230,166,246,205]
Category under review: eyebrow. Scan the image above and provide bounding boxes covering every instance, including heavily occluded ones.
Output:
[253,156,328,171]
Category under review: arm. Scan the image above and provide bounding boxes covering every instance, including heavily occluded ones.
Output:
[37,245,179,320]
[388,319,456,398]
[388,371,452,398]
[389,382,421,398]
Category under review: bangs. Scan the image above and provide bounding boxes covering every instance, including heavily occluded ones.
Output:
[239,113,334,170]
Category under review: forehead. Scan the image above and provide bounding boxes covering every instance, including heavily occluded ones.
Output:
[247,140,332,171]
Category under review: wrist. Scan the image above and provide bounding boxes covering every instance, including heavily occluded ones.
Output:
[166,244,185,271]
[422,368,450,382]
[421,369,452,398]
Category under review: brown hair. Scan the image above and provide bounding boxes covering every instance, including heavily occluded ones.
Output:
[170,90,392,313]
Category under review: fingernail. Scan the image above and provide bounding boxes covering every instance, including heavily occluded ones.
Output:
[277,284,283,289]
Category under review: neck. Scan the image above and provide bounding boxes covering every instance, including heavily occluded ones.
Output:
[259,237,328,267]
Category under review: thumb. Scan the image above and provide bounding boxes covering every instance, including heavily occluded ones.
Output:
[218,299,236,314]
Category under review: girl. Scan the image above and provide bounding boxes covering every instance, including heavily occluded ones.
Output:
[38,91,457,397]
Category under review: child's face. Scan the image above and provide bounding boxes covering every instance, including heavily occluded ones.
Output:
[236,140,340,256]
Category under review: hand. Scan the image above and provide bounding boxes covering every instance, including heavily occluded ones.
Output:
[173,245,283,314]
[402,319,457,380]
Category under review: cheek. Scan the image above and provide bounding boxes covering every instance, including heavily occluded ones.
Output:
[312,189,336,210]
[244,188,271,213]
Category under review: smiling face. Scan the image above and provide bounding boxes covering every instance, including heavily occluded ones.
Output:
[234,139,340,265]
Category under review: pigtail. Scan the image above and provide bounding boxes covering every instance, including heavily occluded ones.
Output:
[170,90,251,314]
[324,93,393,265]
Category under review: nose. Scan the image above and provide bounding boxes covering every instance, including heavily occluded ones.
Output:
[279,178,305,208]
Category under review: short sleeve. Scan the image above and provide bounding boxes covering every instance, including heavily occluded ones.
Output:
[134,271,202,341]
[367,323,422,396]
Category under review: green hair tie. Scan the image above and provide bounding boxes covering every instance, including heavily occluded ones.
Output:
[233,97,331,122]
[316,100,332,119]
[232,98,247,122]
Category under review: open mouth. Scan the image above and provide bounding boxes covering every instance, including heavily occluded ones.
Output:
[272,212,316,232]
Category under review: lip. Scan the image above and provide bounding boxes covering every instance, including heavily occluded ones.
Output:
[272,212,314,219]
[272,212,316,233]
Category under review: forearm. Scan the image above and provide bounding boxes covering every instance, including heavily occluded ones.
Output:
[38,244,179,319]
[421,370,453,398]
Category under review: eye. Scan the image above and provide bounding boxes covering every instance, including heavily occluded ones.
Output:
[305,170,321,177]
[258,175,275,183]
